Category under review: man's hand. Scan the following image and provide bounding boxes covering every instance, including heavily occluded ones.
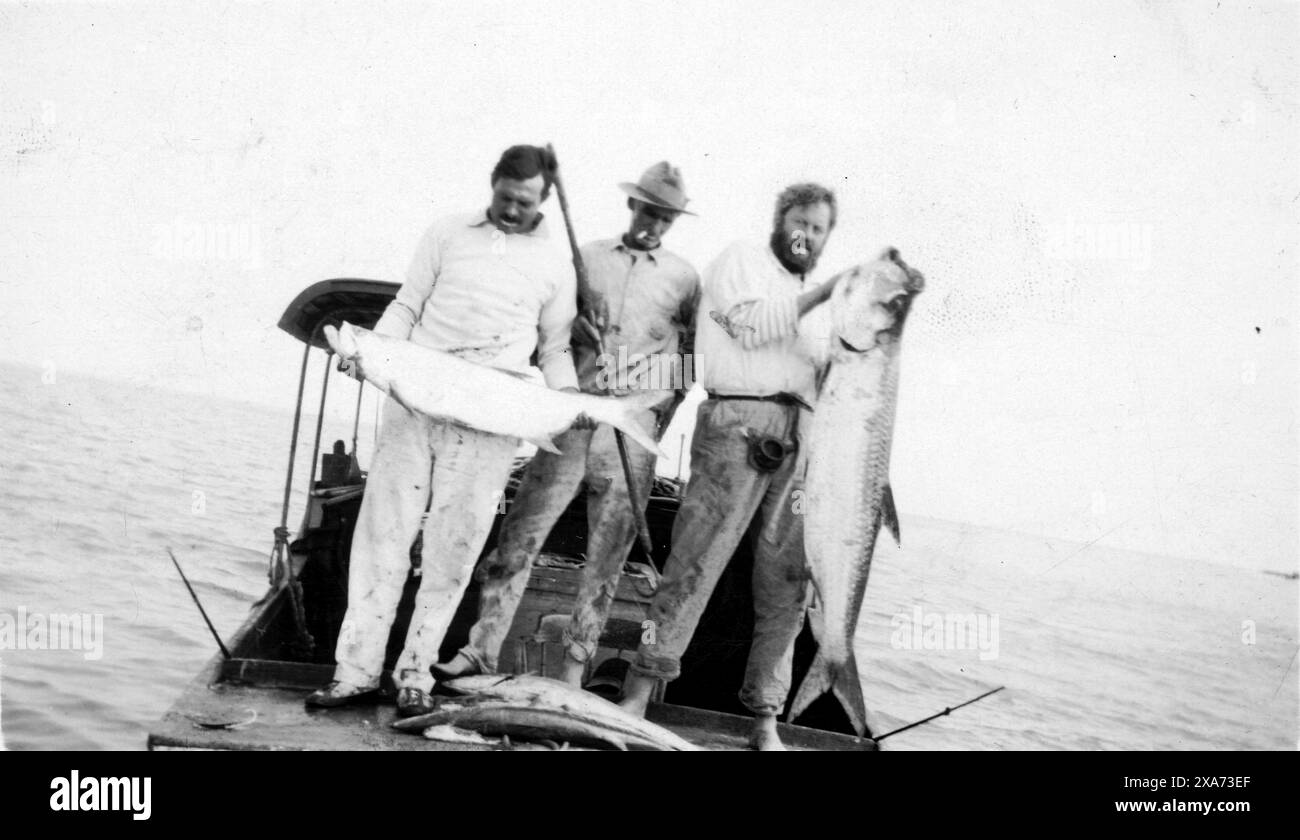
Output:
[796,269,847,317]
[561,387,598,429]
[572,300,609,349]
[337,357,362,381]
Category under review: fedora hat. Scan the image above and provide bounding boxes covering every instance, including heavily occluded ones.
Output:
[618,162,696,216]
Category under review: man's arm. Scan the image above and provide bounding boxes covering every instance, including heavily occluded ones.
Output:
[537,259,580,391]
[655,266,702,436]
[710,243,835,351]
[796,273,840,318]
[373,223,444,340]
[572,242,607,349]
[678,267,702,359]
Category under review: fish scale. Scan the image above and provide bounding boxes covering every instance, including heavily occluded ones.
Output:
[789,250,922,737]
[392,674,701,750]
[324,321,667,458]
[805,346,897,667]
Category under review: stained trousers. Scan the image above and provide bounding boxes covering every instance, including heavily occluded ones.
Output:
[332,397,519,693]
[458,420,658,672]
[630,398,810,715]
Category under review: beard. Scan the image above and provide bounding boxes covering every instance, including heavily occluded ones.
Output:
[769,229,821,275]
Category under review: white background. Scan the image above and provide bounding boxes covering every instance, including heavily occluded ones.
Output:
[2,0,1295,571]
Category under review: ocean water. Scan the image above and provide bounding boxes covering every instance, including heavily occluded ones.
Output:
[0,362,1295,750]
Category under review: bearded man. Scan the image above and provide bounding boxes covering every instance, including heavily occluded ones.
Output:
[619,183,842,751]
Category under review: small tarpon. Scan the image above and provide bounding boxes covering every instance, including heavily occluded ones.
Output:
[395,674,700,751]
[324,321,666,457]
[789,248,925,736]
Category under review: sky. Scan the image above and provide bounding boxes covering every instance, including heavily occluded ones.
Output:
[1,0,1296,571]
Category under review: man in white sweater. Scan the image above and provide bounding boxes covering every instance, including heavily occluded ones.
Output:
[620,183,842,750]
[306,145,581,717]
[434,163,700,687]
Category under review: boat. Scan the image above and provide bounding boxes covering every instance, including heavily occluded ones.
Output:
[147,279,876,751]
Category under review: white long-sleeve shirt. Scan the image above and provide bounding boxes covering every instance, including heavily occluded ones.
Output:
[373,212,579,391]
[696,240,830,404]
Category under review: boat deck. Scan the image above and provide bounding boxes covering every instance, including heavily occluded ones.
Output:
[149,558,874,751]
[149,671,875,752]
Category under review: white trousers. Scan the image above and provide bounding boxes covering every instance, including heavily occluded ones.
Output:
[332,397,519,693]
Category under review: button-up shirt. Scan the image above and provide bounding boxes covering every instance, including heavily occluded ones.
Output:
[374,212,578,390]
[696,239,831,405]
[575,238,700,397]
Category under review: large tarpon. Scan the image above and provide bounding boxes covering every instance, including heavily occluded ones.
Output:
[324,321,666,457]
[789,248,925,737]
[393,674,700,751]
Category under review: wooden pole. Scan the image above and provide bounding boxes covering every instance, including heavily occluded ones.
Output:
[547,143,657,561]
[873,686,1006,742]
[168,549,232,660]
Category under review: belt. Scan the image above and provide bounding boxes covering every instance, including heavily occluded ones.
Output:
[706,391,812,410]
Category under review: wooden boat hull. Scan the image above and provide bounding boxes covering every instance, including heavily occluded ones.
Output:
[149,580,874,751]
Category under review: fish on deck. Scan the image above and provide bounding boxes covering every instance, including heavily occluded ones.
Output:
[392,674,701,751]
[790,248,925,737]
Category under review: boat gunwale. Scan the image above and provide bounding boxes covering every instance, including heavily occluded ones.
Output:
[150,586,877,752]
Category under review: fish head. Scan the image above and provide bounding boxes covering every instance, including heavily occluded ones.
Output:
[830,248,925,352]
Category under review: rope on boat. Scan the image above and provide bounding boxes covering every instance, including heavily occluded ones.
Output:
[270,340,312,586]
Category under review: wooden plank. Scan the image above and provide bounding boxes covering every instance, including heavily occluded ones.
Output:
[149,677,869,752]
[646,703,878,752]
[220,658,334,689]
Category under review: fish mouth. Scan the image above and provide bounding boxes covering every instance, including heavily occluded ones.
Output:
[838,336,873,353]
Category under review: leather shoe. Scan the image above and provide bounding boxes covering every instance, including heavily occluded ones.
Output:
[396,687,437,718]
[305,680,380,708]
[430,653,483,680]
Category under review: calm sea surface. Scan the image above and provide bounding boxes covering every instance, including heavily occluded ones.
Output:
[0,362,1295,750]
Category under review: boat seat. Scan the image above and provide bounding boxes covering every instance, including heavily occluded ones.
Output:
[515,613,664,702]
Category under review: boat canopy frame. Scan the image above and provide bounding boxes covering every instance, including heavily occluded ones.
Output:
[267,279,398,611]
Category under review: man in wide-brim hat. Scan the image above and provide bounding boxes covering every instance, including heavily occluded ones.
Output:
[617,161,697,220]
[436,162,700,687]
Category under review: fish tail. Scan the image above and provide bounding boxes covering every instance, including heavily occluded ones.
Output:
[789,649,870,737]
[592,390,669,459]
